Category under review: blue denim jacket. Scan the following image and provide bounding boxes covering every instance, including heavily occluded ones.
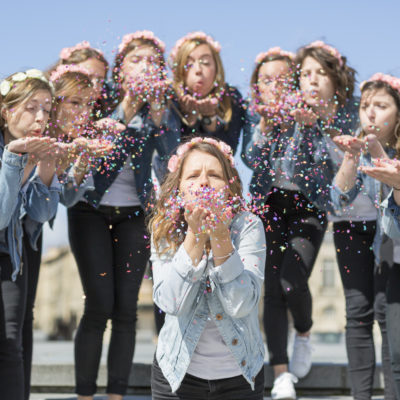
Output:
[381,191,400,239]
[151,211,266,392]
[0,133,60,280]
[61,103,180,209]
[331,149,396,264]
[242,98,360,213]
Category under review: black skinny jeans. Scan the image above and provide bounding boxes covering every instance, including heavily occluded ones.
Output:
[151,356,265,400]
[22,229,42,400]
[262,188,327,366]
[0,251,27,400]
[386,262,400,400]
[68,202,149,396]
[333,220,396,400]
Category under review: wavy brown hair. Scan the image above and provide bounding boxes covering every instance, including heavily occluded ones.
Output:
[360,80,400,156]
[296,45,356,106]
[148,140,243,256]
[171,39,233,125]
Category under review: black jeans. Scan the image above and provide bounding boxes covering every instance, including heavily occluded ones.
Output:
[22,229,42,400]
[333,220,396,400]
[68,202,149,396]
[262,188,327,366]
[387,262,400,400]
[151,356,264,400]
[0,252,28,400]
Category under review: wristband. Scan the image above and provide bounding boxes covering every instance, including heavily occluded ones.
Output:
[213,249,234,260]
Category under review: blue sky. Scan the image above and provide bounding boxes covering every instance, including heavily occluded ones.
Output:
[1,0,399,249]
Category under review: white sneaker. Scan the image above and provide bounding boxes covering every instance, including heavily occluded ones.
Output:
[271,372,298,400]
[289,334,313,378]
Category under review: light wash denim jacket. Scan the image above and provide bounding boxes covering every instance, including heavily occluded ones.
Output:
[331,150,396,264]
[151,211,266,392]
[381,191,400,239]
[242,98,359,213]
[0,133,60,279]
[60,103,180,209]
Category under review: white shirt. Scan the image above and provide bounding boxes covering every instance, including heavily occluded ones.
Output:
[186,317,243,380]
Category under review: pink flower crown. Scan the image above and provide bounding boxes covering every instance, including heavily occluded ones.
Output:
[169,31,221,67]
[59,41,104,60]
[305,40,343,67]
[50,64,92,83]
[360,73,400,94]
[118,31,166,55]
[168,137,234,173]
[255,47,295,64]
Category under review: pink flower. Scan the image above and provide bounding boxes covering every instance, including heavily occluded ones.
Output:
[118,31,166,55]
[50,64,91,83]
[59,41,103,60]
[306,41,343,67]
[167,155,180,173]
[170,31,221,67]
[255,47,295,64]
[360,73,400,94]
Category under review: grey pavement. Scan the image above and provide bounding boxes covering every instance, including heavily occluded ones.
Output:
[32,329,382,365]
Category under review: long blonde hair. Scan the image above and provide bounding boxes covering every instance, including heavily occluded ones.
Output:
[148,140,243,256]
[171,39,233,125]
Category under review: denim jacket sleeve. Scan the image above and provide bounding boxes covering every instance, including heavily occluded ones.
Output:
[0,148,28,230]
[381,191,400,239]
[59,168,95,208]
[151,243,209,316]
[208,213,266,318]
[330,171,363,211]
[24,172,61,223]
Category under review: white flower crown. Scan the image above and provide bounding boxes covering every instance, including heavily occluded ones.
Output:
[0,69,54,97]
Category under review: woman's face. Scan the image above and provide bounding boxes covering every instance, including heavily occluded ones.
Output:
[78,58,107,98]
[360,88,399,145]
[184,44,217,98]
[300,56,336,107]
[56,87,95,138]
[257,60,291,104]
[3,89,52,139]
[179,150,227,203]
[120,45,161,91]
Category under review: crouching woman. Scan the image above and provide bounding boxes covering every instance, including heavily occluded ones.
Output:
[148,137,266,400]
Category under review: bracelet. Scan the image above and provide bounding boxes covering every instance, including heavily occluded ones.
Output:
[213,249,235,260]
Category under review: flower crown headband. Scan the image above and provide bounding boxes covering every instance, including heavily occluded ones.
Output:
[305,40,343,67]
[169,31,221,66]
[59,41,104,60]
[0,69,54,97]
[360,73,400,95]
[50,64,92,83]
[168,137,234,173]
[255,47,295,64]
[118,30,166,55]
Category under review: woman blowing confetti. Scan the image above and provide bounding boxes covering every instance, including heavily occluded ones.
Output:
[149,137,266,400]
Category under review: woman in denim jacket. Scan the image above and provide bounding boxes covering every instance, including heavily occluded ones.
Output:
[169,32,246,154]
[242,43,357,399]
[364,159,400,400]
[60,32,179,400]
[0,70,60,400]
[331,74,400,400]
[149,137,266,400]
